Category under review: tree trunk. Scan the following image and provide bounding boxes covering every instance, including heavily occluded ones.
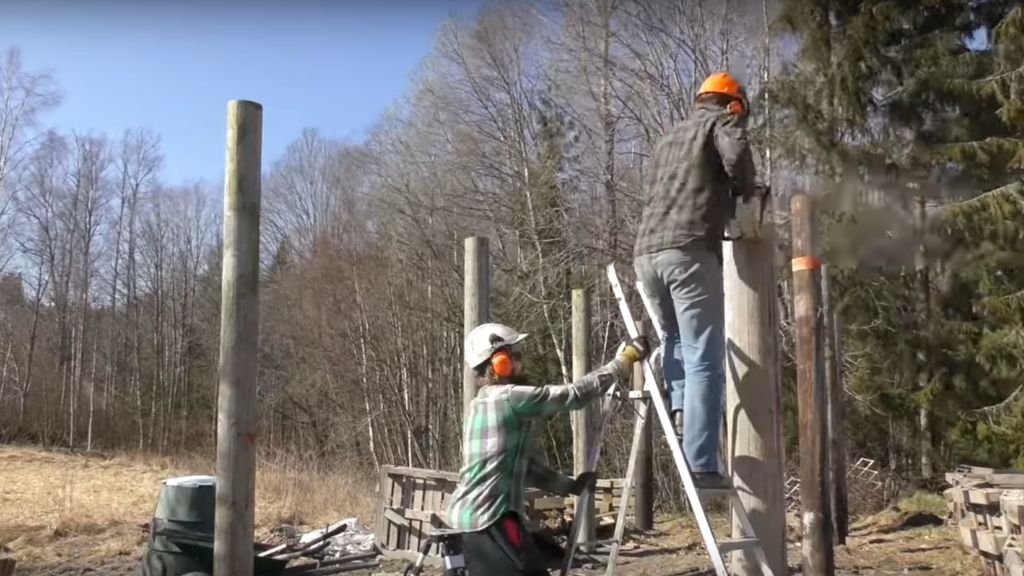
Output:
[0,342,12,415]
[915,196,933,479]
[599,0,618,258]
[86,339,98,451]
[20,270,44,428]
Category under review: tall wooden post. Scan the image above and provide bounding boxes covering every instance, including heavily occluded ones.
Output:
[214,100,262,576]
[632,336,654,531]
[724,225,786,576]
[571,288,595,549]
[463,237,490,419]
[822,265,849,544]
[791,193,835,575]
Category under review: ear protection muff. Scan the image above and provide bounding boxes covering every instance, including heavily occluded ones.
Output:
[491,349,514,378]
[728,99,746,117]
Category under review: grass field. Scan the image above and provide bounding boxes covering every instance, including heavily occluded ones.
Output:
[0,444,981,575]
[0,445,375,571]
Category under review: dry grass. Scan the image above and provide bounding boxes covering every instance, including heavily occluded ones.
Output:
[0,445,375,569]
[254,450,376,531]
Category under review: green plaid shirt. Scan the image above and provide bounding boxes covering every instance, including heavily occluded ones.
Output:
[446,359,629,532]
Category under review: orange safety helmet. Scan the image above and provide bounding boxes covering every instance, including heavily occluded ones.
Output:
[697,72,747,116]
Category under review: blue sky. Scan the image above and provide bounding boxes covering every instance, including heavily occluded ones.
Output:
[1,0,485,185]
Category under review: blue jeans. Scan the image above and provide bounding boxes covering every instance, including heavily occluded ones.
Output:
[634,247,724,473]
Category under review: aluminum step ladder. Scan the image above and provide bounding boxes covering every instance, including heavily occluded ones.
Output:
[559,349,630,576]
[602,262,775,576]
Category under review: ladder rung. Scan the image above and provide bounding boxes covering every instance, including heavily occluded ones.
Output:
[717,537,760,554]
[697,487,737,498]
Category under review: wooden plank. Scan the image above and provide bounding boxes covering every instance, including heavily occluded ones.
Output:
[1003,495,1024,528]
[961,525,1009,556]
[532,496,567,510]
[408,478,423,554]
[1004,537,1022,576]
[380,548,444,566]
[969,489,1005,506]
[425,480,441,528]
[0,558,16,576]
[398,475,415,552]
[389,471,403,551]
[383,508,409,528]
[951,488,968,505]
[435,483,452,527]
[383,466,461,482]
[989,474,1024,489]
[374,467,393,551]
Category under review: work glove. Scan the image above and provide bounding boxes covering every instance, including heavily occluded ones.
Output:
[571,471,598,495]
[619,335,651,364]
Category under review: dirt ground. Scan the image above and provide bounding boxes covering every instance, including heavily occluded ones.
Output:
[0,445,981,575]
[569,511,978,576]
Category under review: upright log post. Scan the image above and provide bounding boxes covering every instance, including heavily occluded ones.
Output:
[632,328,654,531]
[571,288,595,550]
[214,100,262,576]
[791,193,835,575]
[822,264,849,544]
[724,224,786,576]
[463,237,490,419]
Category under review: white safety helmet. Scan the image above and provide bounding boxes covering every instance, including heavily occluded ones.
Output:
[464,323,528,369]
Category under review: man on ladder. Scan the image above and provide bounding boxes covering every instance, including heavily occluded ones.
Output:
[632,72,767,490]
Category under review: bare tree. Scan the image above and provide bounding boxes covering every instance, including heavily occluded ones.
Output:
[65,132,111,449]
[264,129,364,260]
[0,47,60,275]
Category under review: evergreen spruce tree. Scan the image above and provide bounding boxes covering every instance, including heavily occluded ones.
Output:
[936,5,1024,467]
[774,1,1024,472]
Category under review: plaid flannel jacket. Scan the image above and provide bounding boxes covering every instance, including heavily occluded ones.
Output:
[633,102,757,259]
[445,358,630,532]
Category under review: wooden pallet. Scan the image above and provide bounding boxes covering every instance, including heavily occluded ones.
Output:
[374,465,629,562]
[945,466,1024,575]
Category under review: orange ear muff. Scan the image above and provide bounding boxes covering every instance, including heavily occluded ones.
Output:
[728,99,746,116]
[491,350,514,378]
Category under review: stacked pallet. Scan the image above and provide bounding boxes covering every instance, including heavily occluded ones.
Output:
[545,478,635,526]
[945,465,1024,576]
[594,478,634,519]
[375,466,630,563]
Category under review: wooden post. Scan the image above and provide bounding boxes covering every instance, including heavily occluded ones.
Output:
[791,193,834,575]
[214,100,262,576]
[463,237,490,419]
[571,288,596,550]
[724,225,786,576]
[822,264,849,544]
[632,335,654,532]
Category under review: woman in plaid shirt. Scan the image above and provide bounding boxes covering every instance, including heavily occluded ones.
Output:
[447,322,649,575]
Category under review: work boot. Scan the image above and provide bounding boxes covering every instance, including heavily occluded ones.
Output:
[672,410,684,441]
[693,472,731,490]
